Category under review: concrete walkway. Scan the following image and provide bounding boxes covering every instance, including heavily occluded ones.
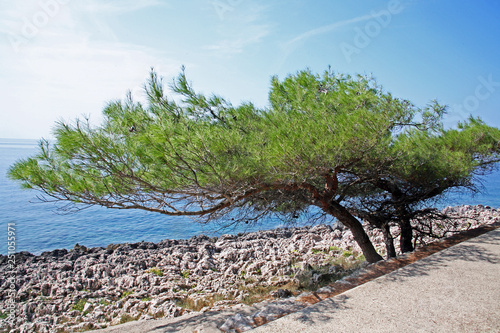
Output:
[251,227,500,333]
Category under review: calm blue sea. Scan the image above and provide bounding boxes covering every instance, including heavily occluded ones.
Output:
[1,138,500,255]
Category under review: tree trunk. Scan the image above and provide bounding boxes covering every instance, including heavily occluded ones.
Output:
[398,218,414,253]
[381,223,397,259]
[326,201,383,263]
[360,214,396,259]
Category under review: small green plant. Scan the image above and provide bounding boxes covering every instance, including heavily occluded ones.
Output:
[141,297,151,302]
[240,270,246,276]
[329,246,340,252]
[181,270,190,279]
[99,299,111,306]
[120,290,133,299]
[147,267,163,277]
[311,248,324,255]
[342,250,353,258]
[255,268,262,275]
[0,311,8,319]
[72,298,87,312]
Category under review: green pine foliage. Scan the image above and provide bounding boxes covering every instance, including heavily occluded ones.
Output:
[8,67,500,262]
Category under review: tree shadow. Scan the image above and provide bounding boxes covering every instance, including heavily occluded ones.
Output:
[379,229,500,283]
[149,305,264,332]
[293,294,350,325]
[149,312,228,332]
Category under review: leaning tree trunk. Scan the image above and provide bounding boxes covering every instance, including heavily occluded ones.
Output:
[326,201,383,263]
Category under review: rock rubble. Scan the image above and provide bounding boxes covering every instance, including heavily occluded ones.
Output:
[0,205,498,333]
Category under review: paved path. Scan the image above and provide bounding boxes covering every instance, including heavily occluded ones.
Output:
[251,227,500,332]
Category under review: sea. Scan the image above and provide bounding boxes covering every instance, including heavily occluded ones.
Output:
[2,138,500,255]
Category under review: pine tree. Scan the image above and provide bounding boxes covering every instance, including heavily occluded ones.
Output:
[9,68,500,262]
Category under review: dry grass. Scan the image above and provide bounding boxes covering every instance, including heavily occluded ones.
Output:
[238,280,300,305]
[120,313,138,324]
[176,293,228,312]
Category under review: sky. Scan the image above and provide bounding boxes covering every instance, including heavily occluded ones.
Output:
[1,0,499,139]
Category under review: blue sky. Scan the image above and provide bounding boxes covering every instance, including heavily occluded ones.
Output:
[1,0,499,139]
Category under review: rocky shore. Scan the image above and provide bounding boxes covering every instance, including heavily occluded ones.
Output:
[1,205,498,333]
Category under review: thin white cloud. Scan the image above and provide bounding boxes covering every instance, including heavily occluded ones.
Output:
[0,0,182,139]
[0,10,183,138]
[202,3,270,56]
[284,13,380,48]
[76,0,165,14]
[203,25,269,55]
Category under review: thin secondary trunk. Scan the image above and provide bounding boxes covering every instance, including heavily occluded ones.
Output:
[361,214,397,259]
[381,223,397,259]
[395,205,414,253]
[398,218,414,253]
[326,201,383,263]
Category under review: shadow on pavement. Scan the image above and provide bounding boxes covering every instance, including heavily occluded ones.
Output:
[382,228,500,283]
[294,294,350,325]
